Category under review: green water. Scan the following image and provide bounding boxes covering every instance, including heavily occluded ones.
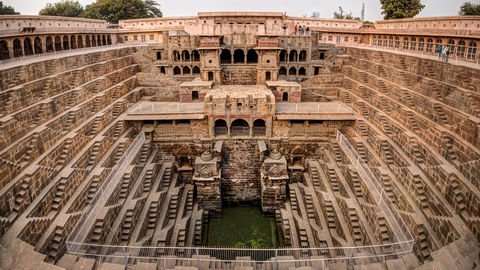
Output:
[207,206,279,248]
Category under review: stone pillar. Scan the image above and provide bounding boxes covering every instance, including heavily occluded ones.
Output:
[193,150,222,215]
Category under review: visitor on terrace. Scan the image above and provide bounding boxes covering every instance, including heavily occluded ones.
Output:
[443,46,450,62]
[437,44,443,60]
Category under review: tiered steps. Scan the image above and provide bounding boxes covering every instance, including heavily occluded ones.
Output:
[289,189,298,212]
[143,169,154,193]
[417,226,432,261]
[56,139,72,168]
[13,177,30,214]
[327,168,340,192]
[47,228,64,262]
[350,171,363,199]
[169,195,178,220]
[304,194,316,219]
[325,201,336,229]
[356,120,369,137]
[413,176,428,209]
[91,221,104,243]
[404,110,419,131]
[63,111,76,131]
[356,142,367,161]
[89,117,102,137]
[348,208,363,245]
[51,178,67,211]
[433,103,448,125]
[147,201,159,231]
[113,143,125,163]
[87,176,100,203]
[380,141,394,165]
[186,190,194,212]
[331,142,343,162]
[87,141,101,167]
[120,210,134,243]
[119,173,131,199]
[381,175,396,203]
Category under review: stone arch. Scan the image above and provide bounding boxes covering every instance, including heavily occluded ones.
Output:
[192,50,200,61]
[418,38,425,51]
[23,37,33,56]
[299,50,307,62]
[0,40,9,60]
[395,36,400,48]
[233,49,244,63]
[92,35,97,46]
[231,119,249,136]
[97,35,101,46]
[70,35,77,49]
[54,36,62,51]
[402,37,409,50]
[426,38,434,53]
[279,50,287,62]
[192,66,200,74]
[214,119,227,136]
[34,37,43,54]
[13,38,22,57]
[435,38,443,50]
[447,39,455,55]
[289,50,297,62]
[183,66,191,74]
[319,52,325,60]
[279,66,287,75]
[288,66,296,75]
[457,40,466,57]
[173,50,180,61]
[220,49,231,64]
[246,49,258,63]
[46,36,54,52]
[86,35,91,47]
[173,66,181,75]
[282,92,288,102]
[77,35,83,48]
[389,36,394,47]
[102,35,106,45]
[63,35,69,50]
[410,37,416,51]
[467,41,477,60]
[298,67,306,76]
[253,119,266,136]
[182,50,190,61]
[107,35,112,45]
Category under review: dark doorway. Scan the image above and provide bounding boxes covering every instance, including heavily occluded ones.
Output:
[282,92,288,102]
[192,91,199,101]
[233,49,245,63]
[266,71,271,81]
[246,49,258,63]
[231,119,249,136]
[220,49,231,64]
[208,72,214,81]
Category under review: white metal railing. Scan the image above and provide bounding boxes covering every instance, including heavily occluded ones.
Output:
[67,131,145,248]
[335,129,414,250]
[127,102,204,114]
[65,129,414,268]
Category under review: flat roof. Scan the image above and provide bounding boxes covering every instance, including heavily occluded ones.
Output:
[206,85,275,99]
[198,12,284,17]
[125,102,205,120]
[276,102,355,120]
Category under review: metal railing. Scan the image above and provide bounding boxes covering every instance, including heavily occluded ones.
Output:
[127,102,204,114]
[66,129,414,268]
[214,126,228,136]
[231,126,250,136]
[67,131,145,247]
[335,129,414,250]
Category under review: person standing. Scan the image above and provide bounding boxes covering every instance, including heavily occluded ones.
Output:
[294,25,297,35]
[437,44,442,59]
[282,24,287,35]
[306,27,310,35]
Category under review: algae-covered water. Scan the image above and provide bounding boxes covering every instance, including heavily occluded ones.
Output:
[207,206,279,248]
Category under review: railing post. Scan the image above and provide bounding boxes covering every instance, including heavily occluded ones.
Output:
[122,247,128,267]
[274,249,278,270]
[196,248,200,269]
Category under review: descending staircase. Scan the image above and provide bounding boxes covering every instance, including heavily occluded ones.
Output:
[120,210,134,243]
[325,201,336,229]
[328,168,340,192]
[168,195,178,220]
[51,178,67,211]
[47,228,64,262]
[87,141,101,168]
[147,202,159,231]
[413,176,428,210]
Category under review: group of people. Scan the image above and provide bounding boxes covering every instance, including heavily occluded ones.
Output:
[294,25,310,35]
[436,45,451,62]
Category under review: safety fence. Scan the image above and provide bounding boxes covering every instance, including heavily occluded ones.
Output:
[66,129,414,269]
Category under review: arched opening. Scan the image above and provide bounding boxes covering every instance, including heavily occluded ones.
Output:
[183,66,191,75]
[402,37,409,50]
[298,67,306,76]
[253,119,266,136]
[457,40,466,58]
[46,36,54,52]
[208,72,214,81]
[389,37,394,47]
[448,39,455,55]
[192,50,200,61]
[214,119,227,136]
[107,35,112,45]
[220,49,231,64]
[63,35,69,50]
[86,35,91,47]
[395,37,400,48]
[410,37,416,51]
[289,50,297,62]
[23,38,33,56]
[156,51,162,60]
[282,92,288,102]
[426,38,434,53]
[319,52,325,60]
[246,49,258,63]
[102,35,106,45]
[182,50,190,61]
[435,39,443,52]
[192,91,199,101]
[160,67,166,74]
[279,50,287,62]
[173,66,181,75]
[97,35,101,46]
[55,36,62,51]
[288,67,296,75]
[372,35,377,46]
[77,35,83,48]
[173,50,180,61]
[299,50,307,62]
[418,38,425,51]
[467,41,477,60]
[13,39,22,57]
[70,35,77,49]
[92,35,97,46]
[231,119,249,136]
[192,66,200,74]
[279,67,287,75]
[233,49,244,63]
[0,40,9,60]
[34,37,43,54]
